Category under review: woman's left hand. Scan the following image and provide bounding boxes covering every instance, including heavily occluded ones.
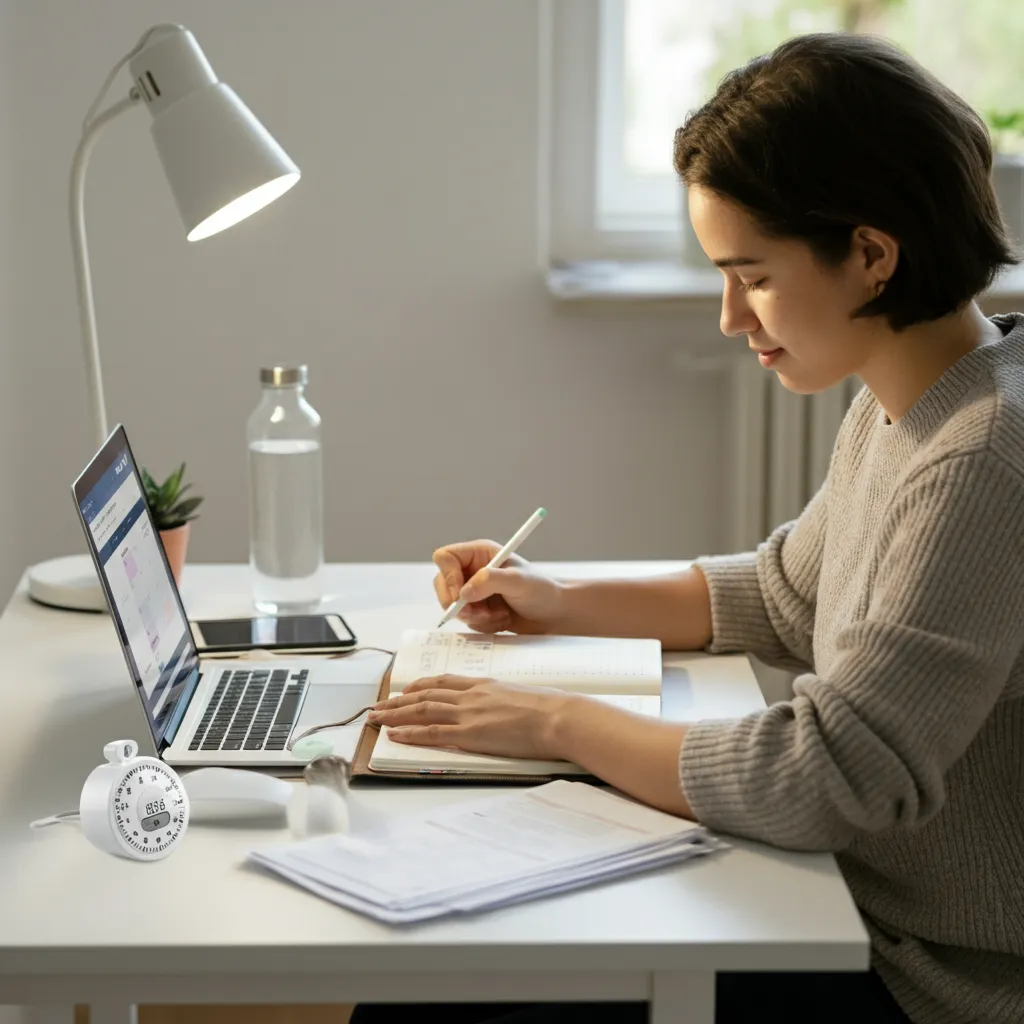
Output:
[367,675,573,760]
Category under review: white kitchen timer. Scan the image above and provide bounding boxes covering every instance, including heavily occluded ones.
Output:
[77,739,189,860]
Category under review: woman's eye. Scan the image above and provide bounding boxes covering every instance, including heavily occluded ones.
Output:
[741,278,767,292]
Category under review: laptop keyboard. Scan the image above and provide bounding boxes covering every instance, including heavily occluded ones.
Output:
[187,668,309,753]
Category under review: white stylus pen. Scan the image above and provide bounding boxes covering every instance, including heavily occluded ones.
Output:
[437,507,548,628]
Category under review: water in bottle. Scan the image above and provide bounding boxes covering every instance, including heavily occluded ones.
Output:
[247,366,324,613]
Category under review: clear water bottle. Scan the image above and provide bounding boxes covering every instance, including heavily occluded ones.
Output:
[247,365,324,613]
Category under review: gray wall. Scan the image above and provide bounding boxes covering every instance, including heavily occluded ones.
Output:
[1,0,731,600]
[0,4,15,599]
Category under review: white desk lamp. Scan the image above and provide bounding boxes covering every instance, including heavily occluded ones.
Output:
[26,24,300,611]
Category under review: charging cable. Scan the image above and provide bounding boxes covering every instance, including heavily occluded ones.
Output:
[29,811,81,830]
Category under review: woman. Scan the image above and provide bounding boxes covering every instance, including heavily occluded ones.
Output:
[353,32,1024,1024]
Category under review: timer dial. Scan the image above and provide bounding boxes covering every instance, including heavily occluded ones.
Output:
[79,740,190,861]
[113,762,188,857]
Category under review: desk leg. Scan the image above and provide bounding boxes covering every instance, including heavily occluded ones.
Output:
[650,971,714,1024]
[87,1006,137,1024]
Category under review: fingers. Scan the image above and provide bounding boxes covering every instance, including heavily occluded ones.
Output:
[432,541,497,604]
[386,724,465,748]
[460,596,512,633]
[432,560,464,607]
[432,541,529,606]
[461,566,522,604]
[369,698,463,728]
[392,675,481,697]
[370,680,483,729]
[433,572,453,609]
[433,567,513,628]
[432,546,474,604]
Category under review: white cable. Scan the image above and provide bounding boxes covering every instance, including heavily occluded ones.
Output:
[29,811,81,830]
[81,22,185,131]
[200,645,396,661]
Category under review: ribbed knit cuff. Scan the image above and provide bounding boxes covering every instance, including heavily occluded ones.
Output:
[678,716,759,835]
[694,553,783,658]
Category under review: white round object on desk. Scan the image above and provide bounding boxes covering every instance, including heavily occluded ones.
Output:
[182,767,292,823]
[26,554,107,612]
[79,740,189,860]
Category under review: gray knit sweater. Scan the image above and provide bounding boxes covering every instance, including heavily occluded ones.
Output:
[682,312,1024,1024]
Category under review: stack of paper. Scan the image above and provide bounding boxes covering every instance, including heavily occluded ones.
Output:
[250,781,727,924]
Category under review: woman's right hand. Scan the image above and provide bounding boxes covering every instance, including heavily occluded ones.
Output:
[432,539,565,634]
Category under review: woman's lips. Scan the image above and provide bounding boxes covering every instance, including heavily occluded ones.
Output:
[757,347,784,368]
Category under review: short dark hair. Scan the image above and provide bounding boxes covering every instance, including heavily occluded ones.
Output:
[674,33,1020,331]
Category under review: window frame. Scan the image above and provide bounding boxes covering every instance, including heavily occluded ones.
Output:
[543,0,685,264]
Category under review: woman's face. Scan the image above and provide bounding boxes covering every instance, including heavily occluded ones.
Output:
[688,186,889,394]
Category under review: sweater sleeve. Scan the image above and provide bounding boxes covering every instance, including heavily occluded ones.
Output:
[680,451,1024,851]
[695,479,828,672]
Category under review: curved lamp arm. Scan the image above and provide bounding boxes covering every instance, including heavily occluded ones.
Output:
[71,24,179,450]
[70,92,141,449]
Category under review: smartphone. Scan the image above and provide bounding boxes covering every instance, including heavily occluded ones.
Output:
[189,613,357,654]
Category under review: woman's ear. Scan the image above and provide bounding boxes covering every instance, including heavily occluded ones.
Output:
[852,225,899,290]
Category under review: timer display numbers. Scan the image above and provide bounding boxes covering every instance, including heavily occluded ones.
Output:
[114,764,188,856]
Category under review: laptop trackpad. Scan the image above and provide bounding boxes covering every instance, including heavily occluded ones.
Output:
[297,681,380,730]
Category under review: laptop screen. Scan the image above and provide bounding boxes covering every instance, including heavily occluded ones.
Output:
[74,426,200,752]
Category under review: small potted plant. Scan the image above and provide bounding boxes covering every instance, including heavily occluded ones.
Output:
[142,463,203,585]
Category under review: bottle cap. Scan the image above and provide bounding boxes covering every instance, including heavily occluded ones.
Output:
[260,366,308,387]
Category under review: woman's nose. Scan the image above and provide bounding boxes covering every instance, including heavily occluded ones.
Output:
[720,281,761,338]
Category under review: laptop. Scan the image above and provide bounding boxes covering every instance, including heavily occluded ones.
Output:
[73,424,383,768]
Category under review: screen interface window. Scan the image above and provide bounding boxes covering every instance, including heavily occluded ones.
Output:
[79,448,197,744]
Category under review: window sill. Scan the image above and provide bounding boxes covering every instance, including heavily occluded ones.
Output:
[547,261,721,304]
[547,260,1024,307]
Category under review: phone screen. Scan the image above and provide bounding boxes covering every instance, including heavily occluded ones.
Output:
[194,615,356,650]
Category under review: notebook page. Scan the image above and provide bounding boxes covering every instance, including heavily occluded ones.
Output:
[369,694,660,775]
[390,631,661,694]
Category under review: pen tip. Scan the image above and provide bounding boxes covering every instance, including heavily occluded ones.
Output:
[537,508,547,517]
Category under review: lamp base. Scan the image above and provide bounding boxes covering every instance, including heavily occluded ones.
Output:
[27,554,107,613]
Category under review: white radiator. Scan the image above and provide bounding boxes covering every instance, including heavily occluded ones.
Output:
[730,360,860,551]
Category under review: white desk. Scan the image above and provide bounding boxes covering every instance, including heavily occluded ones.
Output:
[0,562,868,1024]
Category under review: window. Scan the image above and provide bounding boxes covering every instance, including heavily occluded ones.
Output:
[546,0,1024,265]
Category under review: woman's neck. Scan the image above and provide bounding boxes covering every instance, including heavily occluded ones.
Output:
[858,302,1000,424]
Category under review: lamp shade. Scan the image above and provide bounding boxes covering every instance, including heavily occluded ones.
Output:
[128,27,299,241]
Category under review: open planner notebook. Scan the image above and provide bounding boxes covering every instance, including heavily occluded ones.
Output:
[352,629,662,781]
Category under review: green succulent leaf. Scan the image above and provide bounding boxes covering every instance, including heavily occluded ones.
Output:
[167,496,203,521]
[142,464,203,530]
[169,462,186,496]
[157,464,184,506]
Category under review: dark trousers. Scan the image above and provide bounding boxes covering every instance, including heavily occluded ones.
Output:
[350,969,908,1024]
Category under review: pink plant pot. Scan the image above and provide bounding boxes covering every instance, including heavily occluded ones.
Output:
[159,522,191,586]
